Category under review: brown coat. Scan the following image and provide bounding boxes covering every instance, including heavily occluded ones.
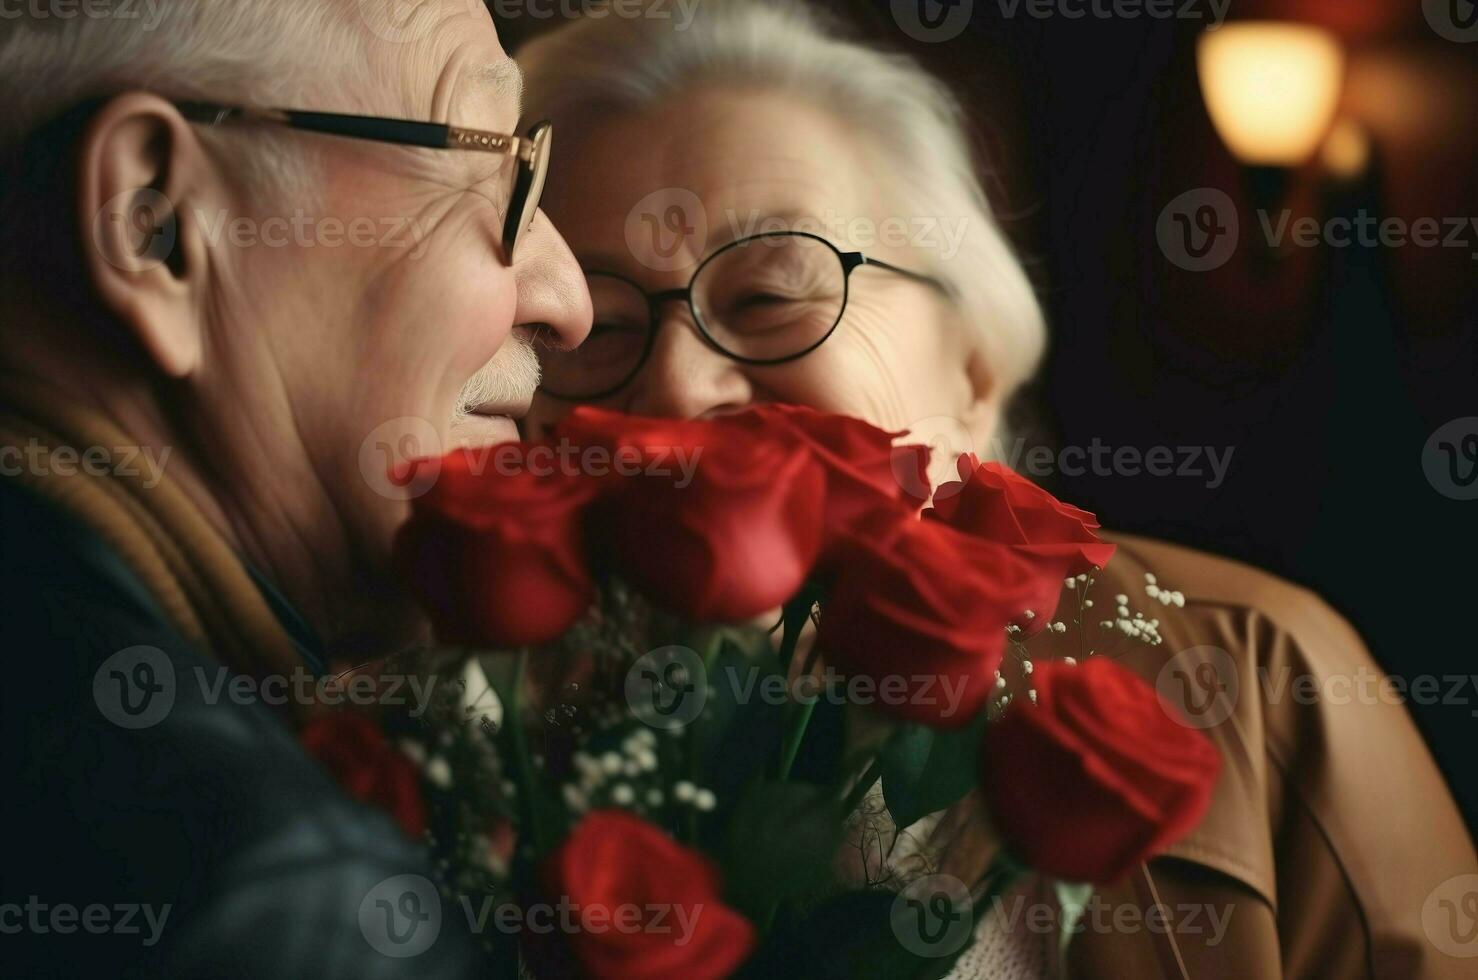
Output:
[930,532,1478,979]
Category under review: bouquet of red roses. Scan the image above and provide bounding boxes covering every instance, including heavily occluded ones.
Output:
[308,405,1220,979]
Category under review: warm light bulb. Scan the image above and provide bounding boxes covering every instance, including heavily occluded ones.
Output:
[1198,23,1345,166]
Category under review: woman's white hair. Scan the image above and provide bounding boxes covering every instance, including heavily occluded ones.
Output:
[517,0,1047,400]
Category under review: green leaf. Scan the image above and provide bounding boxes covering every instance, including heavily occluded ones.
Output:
[1054,879,1095,968]
[697,630,789,814]
[719,781,842,921]
[878,711,989,830]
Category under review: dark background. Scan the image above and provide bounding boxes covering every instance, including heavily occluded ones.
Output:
[500,0,1478,824]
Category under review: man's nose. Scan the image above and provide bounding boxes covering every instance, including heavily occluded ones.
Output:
[626,304,753,419]
[511,210,593,350]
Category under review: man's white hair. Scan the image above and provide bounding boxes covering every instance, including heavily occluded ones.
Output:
[517,0,1048,401]
[0,0,375,187]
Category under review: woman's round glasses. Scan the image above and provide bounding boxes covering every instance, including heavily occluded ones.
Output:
[537,230,952,401]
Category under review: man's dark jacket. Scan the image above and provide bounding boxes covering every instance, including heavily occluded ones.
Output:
[0,480,480,978]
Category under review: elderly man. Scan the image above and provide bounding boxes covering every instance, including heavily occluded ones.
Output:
[0,1,590,975]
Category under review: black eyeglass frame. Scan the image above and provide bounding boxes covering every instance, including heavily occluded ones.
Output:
[174,100,551,262]
[542,230,956,401]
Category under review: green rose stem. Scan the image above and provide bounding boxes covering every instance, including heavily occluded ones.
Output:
[509,648,551,856]
[774,591,813,670]
[840,754,884,815]
[774,591,820,782]
[685,627,726,844]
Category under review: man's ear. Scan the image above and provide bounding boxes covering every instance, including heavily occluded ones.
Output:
[76,92,212,379]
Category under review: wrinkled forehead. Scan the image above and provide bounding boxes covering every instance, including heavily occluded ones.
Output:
[354,0,522,130]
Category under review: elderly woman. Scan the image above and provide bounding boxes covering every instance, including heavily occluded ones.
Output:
[517,2,1476,977]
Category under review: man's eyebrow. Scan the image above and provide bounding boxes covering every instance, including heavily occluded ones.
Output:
[465,59,525,118]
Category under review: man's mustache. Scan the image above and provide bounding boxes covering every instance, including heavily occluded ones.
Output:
[454,333,541,420]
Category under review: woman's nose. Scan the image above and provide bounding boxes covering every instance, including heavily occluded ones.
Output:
[626,306,753,419]
[511,210,594,352]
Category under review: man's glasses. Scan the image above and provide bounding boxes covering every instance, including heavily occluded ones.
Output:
[537,230,953,401]
[175,101,551,262]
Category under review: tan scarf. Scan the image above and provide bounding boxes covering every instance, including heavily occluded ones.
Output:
[0,376,302,682]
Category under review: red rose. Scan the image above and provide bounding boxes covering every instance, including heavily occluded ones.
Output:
[979,656,1220,884]
[394,445,600,648]
[731,404,931,554]
[559,408,827,622]
[542,810,755,980]
[817,514,1074,727]
[301,713,427,839]
[929,456,1116,575]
